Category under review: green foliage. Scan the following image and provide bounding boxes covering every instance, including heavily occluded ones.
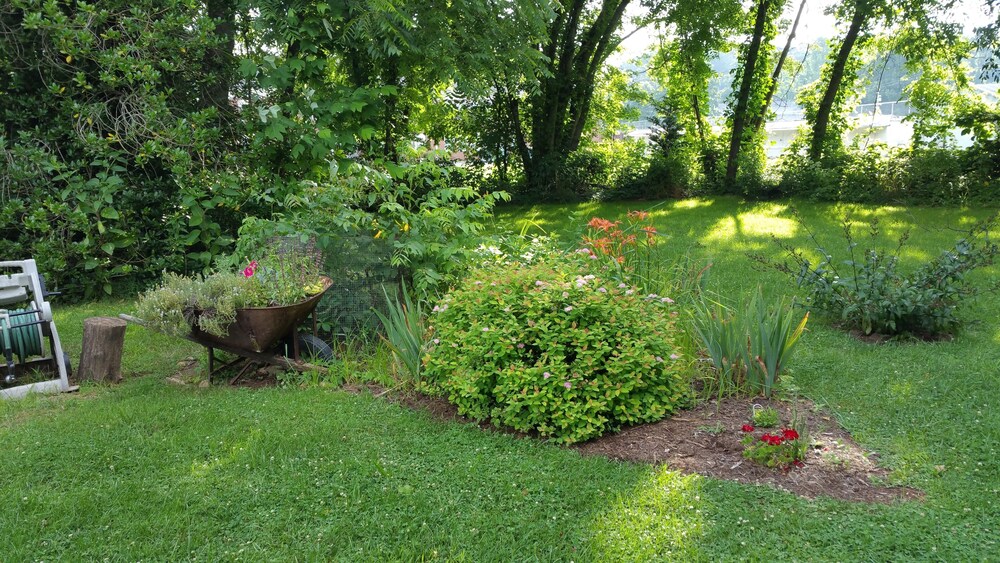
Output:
[692,289,807,398]
[777,142,1000,206]
[759,212,1000,337]
[751,406,779,428]
[373,282,427,386]
[0,0,244,298]
[241,156,508,299]
[424,259,692,444]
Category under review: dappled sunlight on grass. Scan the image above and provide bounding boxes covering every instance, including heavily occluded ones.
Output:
[696,204,797,246]
[588,466,705,560]
[670,198,717,211]
[701,215,739,244]
[189,427,263,479]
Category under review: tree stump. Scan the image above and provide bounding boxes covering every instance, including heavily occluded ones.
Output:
[78,317,127,382]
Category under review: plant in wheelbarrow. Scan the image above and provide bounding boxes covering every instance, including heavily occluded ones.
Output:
[134,250,330,351]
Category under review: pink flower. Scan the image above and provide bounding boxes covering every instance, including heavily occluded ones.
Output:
[517,343,525,349]
[242,260,258,278]
[781,428,800,441]
[543,372,551,379]
[563,382,572,389]
[597,287,607,293]
[564,306,573,312]
[670,353,680,360]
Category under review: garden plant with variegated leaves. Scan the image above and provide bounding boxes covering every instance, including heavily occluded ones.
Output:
[423,255,693,444]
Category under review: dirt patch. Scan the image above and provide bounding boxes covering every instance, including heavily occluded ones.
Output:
[386,389,922,504]
[166,364,921,503]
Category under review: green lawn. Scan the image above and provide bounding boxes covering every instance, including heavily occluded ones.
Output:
[2,197,999,560]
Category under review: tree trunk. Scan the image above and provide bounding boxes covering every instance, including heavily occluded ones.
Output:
[202,0,237,112]
[725,0,772,187]
[516,0,632,200]
[752,0,807,134]
[78,317,127,383]
[809,1,869,161]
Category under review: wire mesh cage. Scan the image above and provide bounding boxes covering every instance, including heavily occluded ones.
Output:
[314,234,401,338]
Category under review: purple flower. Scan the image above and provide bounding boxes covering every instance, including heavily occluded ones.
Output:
[482,327,489,332]
[597,287,607,293]
[535,280,545,287]
[670,353,680,360]
[517,343,525,349]
[563,382,572,389]
[661,297,675,304]
[543,372,551,379]
[617,283,628,289]
[433,338,440,344]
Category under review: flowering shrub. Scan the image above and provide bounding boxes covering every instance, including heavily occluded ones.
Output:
[423,259,692,444]
[740,425,807,469]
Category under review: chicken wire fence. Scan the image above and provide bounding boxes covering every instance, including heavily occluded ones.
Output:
[313,234,401,338]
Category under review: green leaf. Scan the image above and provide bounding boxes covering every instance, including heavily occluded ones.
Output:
[101,242,115,255]
[100,207,120,220]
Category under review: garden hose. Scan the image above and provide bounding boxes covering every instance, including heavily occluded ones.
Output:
[0,308,43,363]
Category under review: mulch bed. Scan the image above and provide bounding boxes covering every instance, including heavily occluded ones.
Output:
[386,388,923,504]
[168,364,922,503]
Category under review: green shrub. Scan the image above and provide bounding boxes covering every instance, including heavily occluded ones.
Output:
[423,259,692,444]
[757,212,1000,337]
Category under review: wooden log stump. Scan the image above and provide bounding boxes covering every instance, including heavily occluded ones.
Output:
[78,316,127,382]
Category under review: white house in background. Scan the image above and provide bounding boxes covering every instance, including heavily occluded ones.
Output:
[629,86,1000,160]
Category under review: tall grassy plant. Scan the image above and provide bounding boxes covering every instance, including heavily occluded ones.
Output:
[747,289,809,397]
[691,297,751,398]
[692,290,808,398]
[373,282,426,386]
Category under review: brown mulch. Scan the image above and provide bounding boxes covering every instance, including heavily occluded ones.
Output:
[386,389,923,504]
[168,364,922,504]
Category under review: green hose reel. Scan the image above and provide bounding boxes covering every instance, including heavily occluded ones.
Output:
[1,309,43,363]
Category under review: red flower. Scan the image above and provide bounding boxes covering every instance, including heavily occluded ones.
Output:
[793,460,805,468]
[781,428,800,441]
[760,434,784,446]
[741,424,755,432]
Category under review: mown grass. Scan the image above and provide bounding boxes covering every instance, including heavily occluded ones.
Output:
[2,196,999,560]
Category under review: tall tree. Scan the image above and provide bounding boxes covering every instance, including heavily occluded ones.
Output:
[507,0,640,200]
[806,0,959,161]
[649,0,743,186]
[751,0,807,135]
[724,0,786,187]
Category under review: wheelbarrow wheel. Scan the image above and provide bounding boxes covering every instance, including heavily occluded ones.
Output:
[296,334,335,362]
